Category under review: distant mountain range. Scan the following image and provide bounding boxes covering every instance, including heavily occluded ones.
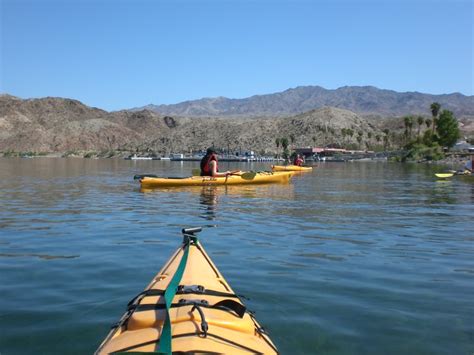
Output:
[136,85,474,118]
[1,85,473,155]
[0,94,389,155]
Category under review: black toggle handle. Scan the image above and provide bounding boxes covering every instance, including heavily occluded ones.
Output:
[182,227,202,235]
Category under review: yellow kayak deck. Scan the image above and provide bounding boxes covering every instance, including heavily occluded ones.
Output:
[272,165,312,172]
[96,228,278,354]
[139,171,292,187]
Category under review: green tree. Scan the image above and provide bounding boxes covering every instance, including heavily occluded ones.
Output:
[425,118,432,129]
[403,115,414,141]
[275,138,280,157]
[417,116,424,137]
[289,134,295,148]
[422,130,435,146]
[383,129,390,150]
[436,110,460,148]
[430,102,441,133]
[281,137,289,151]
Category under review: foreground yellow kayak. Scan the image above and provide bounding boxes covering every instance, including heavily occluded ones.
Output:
[137,171,292,187]
[272,165,312,172]
[96,228,278,354]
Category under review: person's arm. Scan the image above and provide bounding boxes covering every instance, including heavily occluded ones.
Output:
[210,160,231,177]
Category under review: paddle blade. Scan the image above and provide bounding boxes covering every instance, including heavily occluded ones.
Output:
[239,171,257,180]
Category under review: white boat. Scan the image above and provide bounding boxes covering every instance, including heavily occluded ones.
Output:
[128,154,153,160]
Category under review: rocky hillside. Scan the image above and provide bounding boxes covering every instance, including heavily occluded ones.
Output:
[0,95,387,155]
[137,86,474,118]
[0,95,173,153]
[1,94,472,156]
[134,107,379,155]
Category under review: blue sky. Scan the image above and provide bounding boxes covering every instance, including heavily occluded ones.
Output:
[1,0,472,111]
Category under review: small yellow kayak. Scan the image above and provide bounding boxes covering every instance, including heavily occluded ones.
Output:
[96,228,278,354]
[435,173,454,179]
[272,165,312,172]
[137,171,292,187]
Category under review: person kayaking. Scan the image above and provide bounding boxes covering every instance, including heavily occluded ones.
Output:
[200,147,232,177]
[293,154,304,166]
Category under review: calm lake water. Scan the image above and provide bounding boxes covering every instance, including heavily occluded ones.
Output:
[0,158,473,354]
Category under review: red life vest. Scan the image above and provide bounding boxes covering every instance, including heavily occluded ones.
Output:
[294,157,303,166]
[200,153,218,176]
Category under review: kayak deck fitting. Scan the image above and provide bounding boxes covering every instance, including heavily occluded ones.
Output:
[96,227,278,354]
[137,171,292,187]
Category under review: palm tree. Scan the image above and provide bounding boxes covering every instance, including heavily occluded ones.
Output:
[425,118,432,129]
[403,116,411,140]
[281,137,289,162]
[383,129,390,150]
[289,134,295,149]
[417,115,424,137]
[275,138,280,158]
[430,102,441,133]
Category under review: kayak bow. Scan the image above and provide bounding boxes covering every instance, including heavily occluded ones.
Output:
[96,227,278,354]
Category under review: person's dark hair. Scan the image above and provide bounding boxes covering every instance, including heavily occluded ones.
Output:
[201,147,218,176]
[206,147,217,155]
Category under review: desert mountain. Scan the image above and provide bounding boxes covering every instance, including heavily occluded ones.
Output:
[1,91,472,156]
[1,95,386,155]
[0,95,173,153]
[137,85,474,118]
[138,107,378,155]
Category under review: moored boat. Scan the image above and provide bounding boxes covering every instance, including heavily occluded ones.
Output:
[95,227,278,354]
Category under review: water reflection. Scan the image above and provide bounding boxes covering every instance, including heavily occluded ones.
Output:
[429,180,457,204]
[200,187,219,220]
[140,183,296,222]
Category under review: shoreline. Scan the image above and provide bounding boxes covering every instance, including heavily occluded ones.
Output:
[1,149,471,170]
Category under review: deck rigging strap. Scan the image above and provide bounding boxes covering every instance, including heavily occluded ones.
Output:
[126,286,243,308]
[157,234,197,354]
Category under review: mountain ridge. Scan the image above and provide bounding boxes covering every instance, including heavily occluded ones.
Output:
[1,87,472,156]
[135,85,473,118]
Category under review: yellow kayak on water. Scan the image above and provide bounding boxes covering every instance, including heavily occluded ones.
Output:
[271,165,312,172]
[136,171,292,187]
[96,228,278,354]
